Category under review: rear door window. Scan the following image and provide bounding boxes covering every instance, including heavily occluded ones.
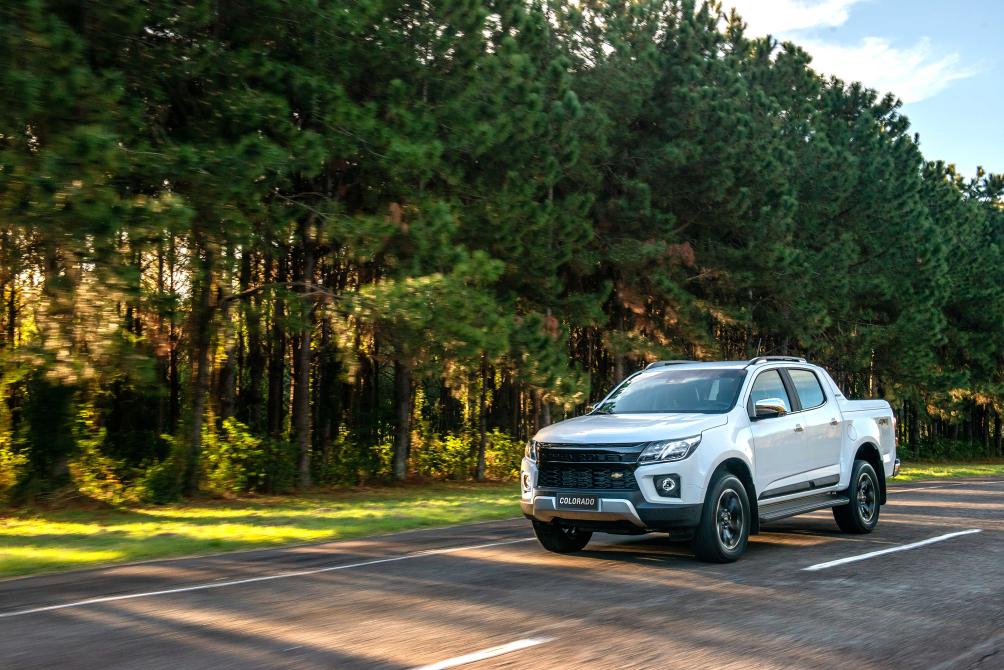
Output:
[789,369,826,409]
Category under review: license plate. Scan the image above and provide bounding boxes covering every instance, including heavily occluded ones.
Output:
[555,494,599,511]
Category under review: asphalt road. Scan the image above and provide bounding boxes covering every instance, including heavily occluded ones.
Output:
[1,478,1002,670]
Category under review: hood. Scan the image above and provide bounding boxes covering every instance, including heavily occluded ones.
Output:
[533,412,729,445]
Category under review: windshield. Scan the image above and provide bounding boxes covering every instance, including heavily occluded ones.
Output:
[593,368,747,414]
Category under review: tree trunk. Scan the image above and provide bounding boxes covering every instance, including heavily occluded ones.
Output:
[437,379,453,436]
[185,237,214,495]
[6,277,14,347]
[909,401,920,452]
[476,355,488,481]
[511,378,520,437]
[982,404,990,455]
[154,240,167,435]
[239,252,266,431]
[392,359,411,481]
[267,255,287,436]
[216,245,239,423]
[293,230,315,488]
[0,230,8,350]
[217,298,237,422]
[166,236,180,430]
[315,312,339,477]
[613,353,625,385]
[995,410,1002,457]
[531,389,542,433]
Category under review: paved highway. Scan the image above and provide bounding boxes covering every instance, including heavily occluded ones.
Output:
[1,478,1001,669]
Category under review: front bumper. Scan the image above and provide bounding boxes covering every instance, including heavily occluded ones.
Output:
[522,489,702,532]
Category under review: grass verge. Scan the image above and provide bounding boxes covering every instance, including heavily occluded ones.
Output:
[896,460,1004,483]
[0,482,519,579]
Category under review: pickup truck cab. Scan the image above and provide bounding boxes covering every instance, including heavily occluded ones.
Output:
[520,357,900,562]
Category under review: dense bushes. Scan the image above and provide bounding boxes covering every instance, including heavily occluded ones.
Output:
[201,419,297,495]
[411,430,525,482]
[1,409,524,505]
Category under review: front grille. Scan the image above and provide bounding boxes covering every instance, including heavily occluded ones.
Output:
[537,444,642,490]
[537,464,639,490]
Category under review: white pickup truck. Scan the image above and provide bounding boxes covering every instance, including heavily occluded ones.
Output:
[520,357,899,562]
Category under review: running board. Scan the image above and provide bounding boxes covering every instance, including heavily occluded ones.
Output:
[759,492,850,524]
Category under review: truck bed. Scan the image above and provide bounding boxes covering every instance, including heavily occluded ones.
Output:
[838,398,891,413]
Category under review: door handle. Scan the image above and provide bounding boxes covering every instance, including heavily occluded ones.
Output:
[830,418,840,426]
[794,424,804,432]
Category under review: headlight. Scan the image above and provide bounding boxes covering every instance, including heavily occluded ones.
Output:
[637,435,701,464]
[525,440,539,462]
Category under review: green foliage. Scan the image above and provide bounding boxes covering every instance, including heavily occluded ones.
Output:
[202,418,297,495]
[412,433,475,480]
[899,439,997,463]
[315,428,395,486]
[138,454,184,505]
[411,429,525,481]
[482,430,527,481]
[0,444,26,505]
[349,248,510,370]
[1,0,1003,502]
[69,428,127,505]
[15,374,77,490]
[135,435,186,502]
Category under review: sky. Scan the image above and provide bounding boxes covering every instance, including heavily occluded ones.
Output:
[724,0,1003,176]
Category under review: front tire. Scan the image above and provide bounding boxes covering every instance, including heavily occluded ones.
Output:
[833,460,880,533]
[692,473,751,563]
[532,520,592,553]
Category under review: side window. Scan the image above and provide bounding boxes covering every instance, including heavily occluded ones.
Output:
[749,370,791,412]
[789,369,826,409]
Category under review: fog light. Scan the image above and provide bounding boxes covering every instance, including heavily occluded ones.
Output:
[521,472,532,492]
[655,474,681,498]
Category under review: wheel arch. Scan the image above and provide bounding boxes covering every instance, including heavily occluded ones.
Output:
[855,442,886,504]
[712,457,760,534]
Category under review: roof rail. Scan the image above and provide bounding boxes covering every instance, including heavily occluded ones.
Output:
[746,356,807,366]
[644,360,695,370]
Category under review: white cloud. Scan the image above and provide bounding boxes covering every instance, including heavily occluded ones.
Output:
[795,36,979,103]
[723,0,977,103]
[725,0,862,34]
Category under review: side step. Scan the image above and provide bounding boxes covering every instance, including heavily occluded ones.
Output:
[759,492,850,524]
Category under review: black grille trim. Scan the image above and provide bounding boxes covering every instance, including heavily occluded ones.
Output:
[538,443,644,462]
[537,443,644,490]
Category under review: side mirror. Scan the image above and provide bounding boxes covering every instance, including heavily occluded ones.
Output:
[753,397,788,419]
[584,404,595,415]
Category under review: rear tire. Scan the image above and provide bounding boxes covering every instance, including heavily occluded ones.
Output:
[833,460,880,533]
[532,520,592,553]
[692,473,751,563]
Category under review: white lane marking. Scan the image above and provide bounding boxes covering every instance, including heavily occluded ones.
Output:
[0,538,534,619]
[803,529,983,571]
[410,637,553,670]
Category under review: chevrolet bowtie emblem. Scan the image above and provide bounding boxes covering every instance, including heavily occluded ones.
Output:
[610,472,624,479]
